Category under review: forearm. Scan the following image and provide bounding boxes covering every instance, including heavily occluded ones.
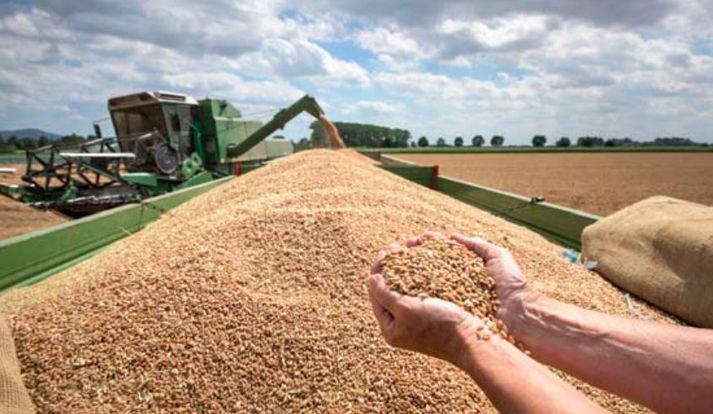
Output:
[508,292,713,414]
[456,333,606,414]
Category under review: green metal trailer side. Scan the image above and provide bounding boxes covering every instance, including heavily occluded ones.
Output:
[379,155,600,249]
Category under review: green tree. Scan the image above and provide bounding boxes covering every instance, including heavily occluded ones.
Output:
[20,137,38,150]
[417,136,429,147]
[37,136,51,148]
[294,137,311,152]
[60,134,85,147]
[454,136,464,147]
[0,136,17,153]
[309,121,412,148]
[7,136,19,150]
[471,135,484,147]
[577,136,605,147]
[532,135,547,147]
[490,135,504,147]
[436,137,446,147]
[555,137,571,147]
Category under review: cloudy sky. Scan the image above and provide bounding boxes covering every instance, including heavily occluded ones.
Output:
[1,0,712,144]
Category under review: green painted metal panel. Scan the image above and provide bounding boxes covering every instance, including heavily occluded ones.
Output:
[175,170,213,190]
[121,172,158,187]
[0,176,234,294]
[379,165,438,189]
[437,176,599,249]
[198,98,264,164]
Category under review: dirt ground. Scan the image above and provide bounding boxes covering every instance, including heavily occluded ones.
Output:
[0,164,25,185]
[0,164,68,240]
[395,153,713,216]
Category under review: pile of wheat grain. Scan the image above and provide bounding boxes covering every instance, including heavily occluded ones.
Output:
[1,150,674,413]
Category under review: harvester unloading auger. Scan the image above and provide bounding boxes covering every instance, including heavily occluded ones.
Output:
[0,91,344,216]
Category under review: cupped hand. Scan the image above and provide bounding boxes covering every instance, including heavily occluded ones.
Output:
[368,239,486,366]
[448,233,537,330]
[368,232,537,363]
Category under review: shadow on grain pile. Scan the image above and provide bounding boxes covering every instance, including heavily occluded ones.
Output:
[1,149,675,413]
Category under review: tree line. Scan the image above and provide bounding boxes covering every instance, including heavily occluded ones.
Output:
[0,134,87,153]
[416,135,505,147]
[407,135,706,148]
[302,122,708,149]
[537,136,707,148]
[307,121,411,149]
[2,128,707,154]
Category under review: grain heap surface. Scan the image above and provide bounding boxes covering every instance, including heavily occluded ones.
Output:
[1,150,675,413]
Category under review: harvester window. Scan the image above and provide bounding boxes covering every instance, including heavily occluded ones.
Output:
[111,105,166,138]
[171,113,180,132]
[163,104,195,156]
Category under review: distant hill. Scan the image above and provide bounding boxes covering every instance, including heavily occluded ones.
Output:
[0,129,61,140]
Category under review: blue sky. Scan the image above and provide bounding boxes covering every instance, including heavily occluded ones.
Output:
[0,0,712,144]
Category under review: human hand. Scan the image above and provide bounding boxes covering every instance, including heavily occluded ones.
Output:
[368,241,486,367]
[449,233,538,331]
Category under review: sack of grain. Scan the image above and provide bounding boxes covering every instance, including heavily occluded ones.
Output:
[0,316,34,413]
[582,196,713,327]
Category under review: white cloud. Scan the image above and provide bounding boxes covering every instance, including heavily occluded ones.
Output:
[234,38,370,85]
[343,100,403,114]
[0,0,711,143]
[163,72,305,104]
[355,28,424,56]
[438,14,553,56]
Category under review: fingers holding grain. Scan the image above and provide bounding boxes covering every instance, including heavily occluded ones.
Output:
[450,233,504,262]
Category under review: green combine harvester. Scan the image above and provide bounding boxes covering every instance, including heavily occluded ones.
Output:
[0,91,326,216]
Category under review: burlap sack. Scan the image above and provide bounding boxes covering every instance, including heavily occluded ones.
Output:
[582,196,713,327]
[0,316,34,413]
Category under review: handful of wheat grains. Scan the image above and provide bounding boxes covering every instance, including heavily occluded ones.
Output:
[380,237,516,343]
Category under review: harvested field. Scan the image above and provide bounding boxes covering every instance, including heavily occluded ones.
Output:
[0,164,68,239]
[0,150,675,413]
[0,196,67,240]
[0,164,25,185]
[395,153,713,216]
